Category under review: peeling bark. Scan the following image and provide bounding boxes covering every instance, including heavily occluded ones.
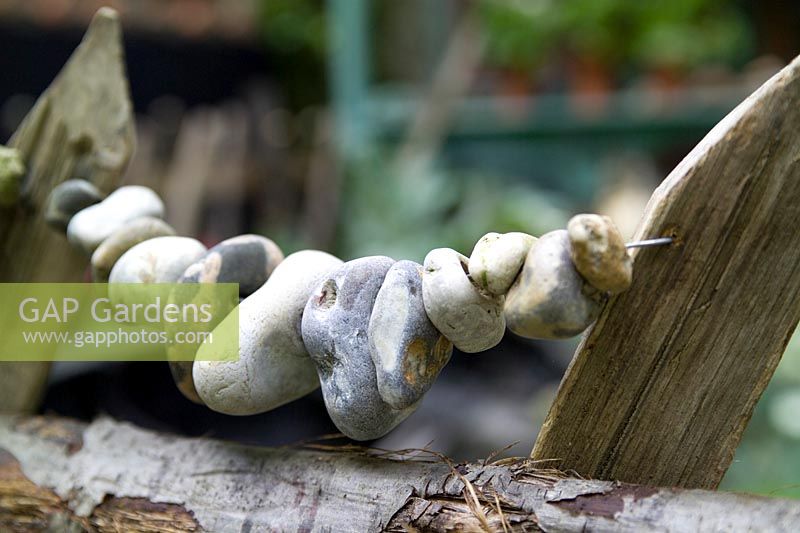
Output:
[0,416,798,532]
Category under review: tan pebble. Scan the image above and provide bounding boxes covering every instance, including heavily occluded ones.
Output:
[91,217,176,282]
[567,213,632,293]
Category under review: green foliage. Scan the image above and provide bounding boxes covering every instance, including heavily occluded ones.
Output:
[336,152,569,262]
[257,0,327,55]
[721,330,800,498]
[479,0,754,71]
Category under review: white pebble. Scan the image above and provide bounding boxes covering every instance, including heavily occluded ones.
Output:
[469,231,536,296]
[67,185,165,254]
[422,248,505,353]
[109,236,207,284]
[194,250,343,415]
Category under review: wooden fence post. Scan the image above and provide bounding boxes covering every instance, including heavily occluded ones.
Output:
[532,55,800,489]
[0,8,135,414]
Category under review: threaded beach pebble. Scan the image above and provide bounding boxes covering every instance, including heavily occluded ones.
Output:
[45,179,104,231]
[302,256,422,440]
[169,234,284,404]
[368,260,452,410]
[469,231,536,296]
[505,230,605,339]
[178,234,284,296]
[567,213,633,294]
[193,250,343,415]
[422,248,505,353]
[109,236,207,284]
[91,217,176,282]
[67,185,165,254]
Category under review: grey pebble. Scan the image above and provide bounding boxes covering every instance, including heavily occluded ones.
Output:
[302,256,420,441]
[505,230,606,339]
[368,260,452,409]
[179,234,284,297]
[44,179,105,232]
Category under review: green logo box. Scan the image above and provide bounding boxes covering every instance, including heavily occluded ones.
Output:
[0,283,239,362]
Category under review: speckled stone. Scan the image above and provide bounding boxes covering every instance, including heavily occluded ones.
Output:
[422,248,505,353]
[368,260,452,409]
[193,250,343,415]
[91,217,176,282]
[44,179,105,232]
[302,256,421,441]
[567,213,633,294]
[109,236,207,284]
[505,230,606,339]
[179,234,284,297]
[169,234,284,404]
[469,231,537,296]
[0,146,24,207]
[67,185,165,254]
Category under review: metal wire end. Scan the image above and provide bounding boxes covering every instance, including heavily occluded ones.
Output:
[625,237,674,249]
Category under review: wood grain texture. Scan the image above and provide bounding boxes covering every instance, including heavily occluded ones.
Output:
[0,8,134,414]
[532,55,800,488]
[1,416,799,532]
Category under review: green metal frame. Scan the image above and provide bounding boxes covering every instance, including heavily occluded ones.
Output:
[326,0,750,198]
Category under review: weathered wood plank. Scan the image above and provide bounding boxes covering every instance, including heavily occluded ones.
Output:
[0,8,134,414]
[532,55,800,488]
[1,416,798,532]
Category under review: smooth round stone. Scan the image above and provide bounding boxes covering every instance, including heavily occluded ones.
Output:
[91,217,176,282]
[469,231,537,296]
[169,234,284,404]
[109,236,207,284]
[44,179,104,232]
[368,260,452,409]
[422,248,505,353]
[505,230,606,339]
[179,234,284,297]
[303,256,420,441]
[568,214,633,294]
[0,146,24,207]
[194,250,343,415]
[67,185,165,254]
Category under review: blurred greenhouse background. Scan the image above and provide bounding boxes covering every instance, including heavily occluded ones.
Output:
[1,0,799,497]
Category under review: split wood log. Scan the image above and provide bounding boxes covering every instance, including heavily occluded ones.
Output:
[0,8,134,414]
[532,54,800,488]
[0,416,799,532]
